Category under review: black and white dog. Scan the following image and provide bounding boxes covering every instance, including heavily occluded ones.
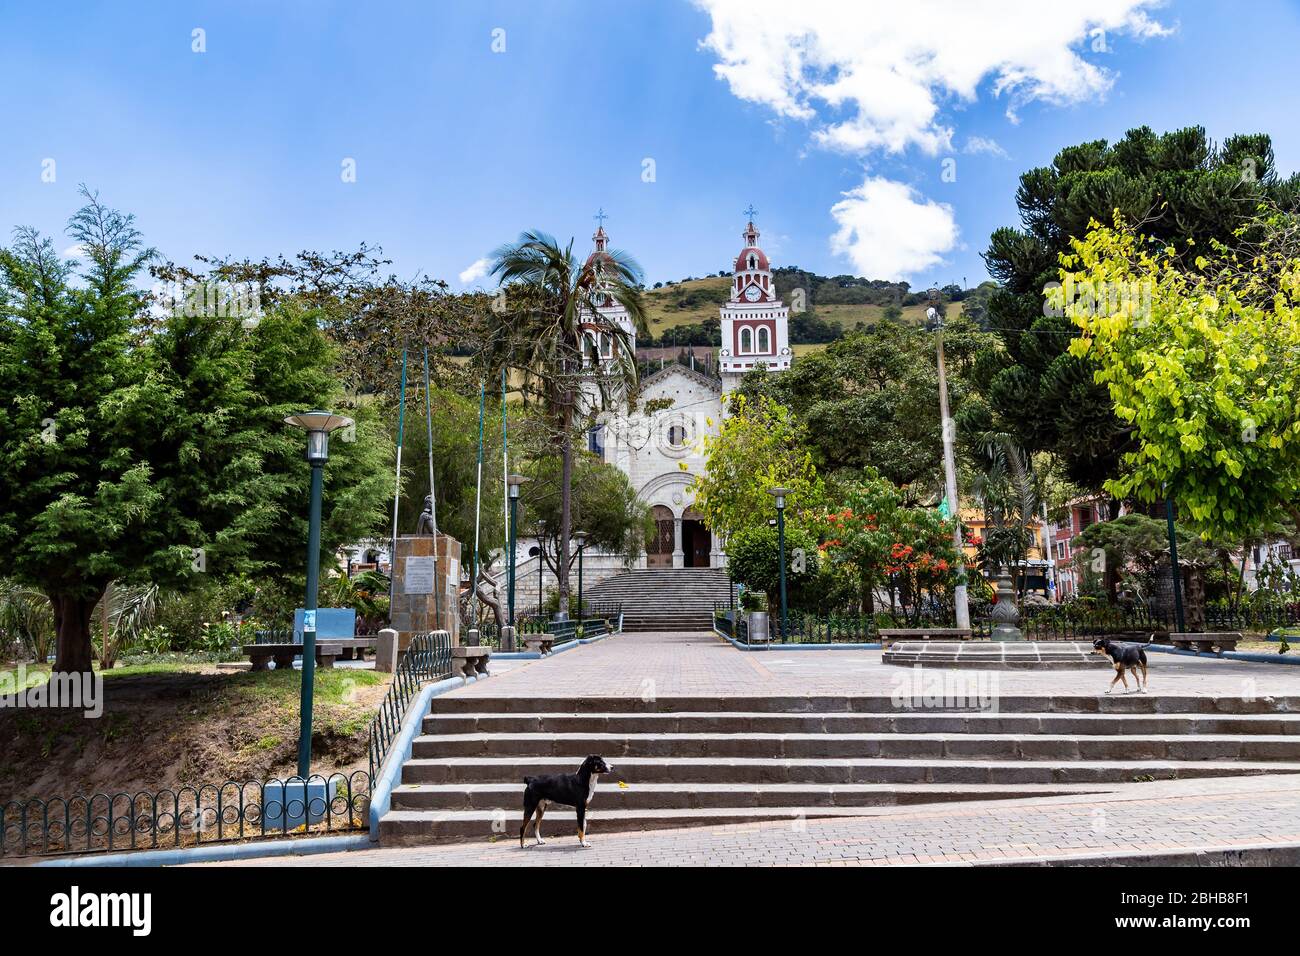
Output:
[519,754,613,848]
[1092,637,1150,693]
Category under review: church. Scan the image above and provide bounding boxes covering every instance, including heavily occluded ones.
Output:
[581,215,793,571]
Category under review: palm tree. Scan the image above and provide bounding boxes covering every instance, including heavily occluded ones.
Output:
[485,230,648,614]
[971,431,1043,598]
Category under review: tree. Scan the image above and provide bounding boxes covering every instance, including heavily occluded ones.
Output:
[982,125,1300,494]
[484,232,648,614]
[0,192,390,673]
[1060,216,1300,541]
[734,320,997,488]
[517,452,651,578]
[725,522,820,609]
[690,394,822,540]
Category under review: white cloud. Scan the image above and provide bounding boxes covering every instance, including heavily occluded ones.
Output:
[963,136,1009,159]
[829,177,958,280]
[62,243,86,259]
[458,257,491,285]
[695,0,1170,155]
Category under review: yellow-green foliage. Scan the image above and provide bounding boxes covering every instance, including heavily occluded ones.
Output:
[1059,217,1300,538]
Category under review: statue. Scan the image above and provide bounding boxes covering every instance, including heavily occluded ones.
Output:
[415,494,437,535]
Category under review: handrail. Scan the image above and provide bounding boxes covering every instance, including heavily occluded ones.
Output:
[367,630,453,781]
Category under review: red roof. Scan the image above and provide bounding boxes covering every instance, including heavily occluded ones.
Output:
[734,246,769,272]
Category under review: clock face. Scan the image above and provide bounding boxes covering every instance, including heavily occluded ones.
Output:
[743,284,762,302]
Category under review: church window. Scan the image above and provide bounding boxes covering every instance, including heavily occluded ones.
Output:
[748,254,757,270]
[739,327,753,353]
[757,327,770,352]
[589,426,605,457]
[667,424,687,447]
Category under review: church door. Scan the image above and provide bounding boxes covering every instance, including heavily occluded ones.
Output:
[682,507,711,568]
[647,505,674,568]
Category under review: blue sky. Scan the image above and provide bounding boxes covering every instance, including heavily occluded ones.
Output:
[3,1,1300,292]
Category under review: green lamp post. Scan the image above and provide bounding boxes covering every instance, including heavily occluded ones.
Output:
[767,487,791,642]
[574,530,588,620]
[505,474,528,649]
[283,409,354,779]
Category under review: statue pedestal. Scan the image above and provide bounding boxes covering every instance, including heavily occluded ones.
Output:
[390,535,462,653]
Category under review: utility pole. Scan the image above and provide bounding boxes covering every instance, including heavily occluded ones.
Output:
[929,296,970,629]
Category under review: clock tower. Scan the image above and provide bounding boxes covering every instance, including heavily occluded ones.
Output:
[719,214,791,392]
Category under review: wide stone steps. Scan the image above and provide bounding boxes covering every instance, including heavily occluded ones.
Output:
[409,731,1300,761]
[396,755,1297,785]
[421,711,1300,736]
[375,693,1300,846]
[390,781,1110,811]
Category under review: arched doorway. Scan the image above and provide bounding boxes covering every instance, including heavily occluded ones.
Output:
[682,507,711,568]
[647,505,674,568]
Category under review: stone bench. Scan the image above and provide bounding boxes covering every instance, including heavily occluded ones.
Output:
[521,634,556,655]
[324,637,377,661]
[451,645,491,678]
[877,628,972,649]
[1170,632,1242,654]
[242,643,342,671]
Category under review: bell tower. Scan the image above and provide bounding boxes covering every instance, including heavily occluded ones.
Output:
[719,208,791,392]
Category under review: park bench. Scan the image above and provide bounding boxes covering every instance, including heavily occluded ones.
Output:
[325,637,377,661]
[242,642,342,671]
[451,645,491,678]
[1169,632,1242,654]
[522,634,556,655]
[878,627,973,649]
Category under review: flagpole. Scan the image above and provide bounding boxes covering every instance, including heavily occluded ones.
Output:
[389,348,408,610]
[471,379,485,618]
[423,348,440,630]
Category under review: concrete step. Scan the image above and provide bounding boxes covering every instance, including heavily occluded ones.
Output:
[409,731,1300,761]
[398,755,1300,785]
[380,805,904,846]
[427,694,1300,716]
[421,711,1300,737]
[390,780,1113,811]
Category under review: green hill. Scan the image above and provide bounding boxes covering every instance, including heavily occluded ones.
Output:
[643,270,980,348]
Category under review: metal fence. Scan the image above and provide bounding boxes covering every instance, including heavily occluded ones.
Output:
[367,630,454,781]
[0,772,369,859]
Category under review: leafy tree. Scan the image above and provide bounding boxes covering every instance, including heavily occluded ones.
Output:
[735,320,997,488]
[0,192,389,672]
[1060,217,1300,541]
[483,231,649,613]
[517,452,651,578]
[725,522,820,610]
[982,125,1300,494]
[690,394,822,540]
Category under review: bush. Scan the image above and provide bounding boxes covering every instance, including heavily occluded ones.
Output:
[727,524,820,610]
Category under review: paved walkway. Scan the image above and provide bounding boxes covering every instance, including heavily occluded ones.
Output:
[460,630,1300,699]
[206,773,1300,866]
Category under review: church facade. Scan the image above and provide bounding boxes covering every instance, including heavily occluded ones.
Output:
[583,216,792,569]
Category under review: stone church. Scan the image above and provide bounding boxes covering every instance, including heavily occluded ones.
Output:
[576,215,793,573]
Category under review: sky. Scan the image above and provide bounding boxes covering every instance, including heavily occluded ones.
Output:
[3,0,1300,293]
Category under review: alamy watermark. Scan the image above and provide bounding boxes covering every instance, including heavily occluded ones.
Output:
[152,279,262,327]
[1042,276,1154,322]
[0,665,103,718]
[890,664,999,712]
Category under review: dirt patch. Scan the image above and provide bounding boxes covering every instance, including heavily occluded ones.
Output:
[0,666,391,804]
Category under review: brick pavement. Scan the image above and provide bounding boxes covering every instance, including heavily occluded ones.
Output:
[456,630,1300,699]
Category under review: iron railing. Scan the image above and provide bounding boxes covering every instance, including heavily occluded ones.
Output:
[367,630,453,781]
[0,772,369,859]
[1204,605,1300,632]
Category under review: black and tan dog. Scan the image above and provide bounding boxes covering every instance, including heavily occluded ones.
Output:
[1092,637,1150,693]
[519,754,613,848]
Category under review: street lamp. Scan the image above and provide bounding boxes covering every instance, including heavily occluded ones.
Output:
[282,409,354,779]
[926,291,971,630]
[767,487,791,642]
[535,520,546,618]
[573,530,589,619]
[505,474,528,650]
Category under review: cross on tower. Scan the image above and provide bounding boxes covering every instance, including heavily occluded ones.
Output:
[743,204,758,221]
[593,207,609,228]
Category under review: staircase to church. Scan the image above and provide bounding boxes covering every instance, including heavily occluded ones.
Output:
[583,568,736,632]
[378,693,1300,846]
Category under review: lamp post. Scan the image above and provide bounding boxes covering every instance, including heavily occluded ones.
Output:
[574,531,588,619]
[282,409,354,779]
[535,520,546,618]
[926,294,971,630]
[767,487,791,642]
[505,474,527,649]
